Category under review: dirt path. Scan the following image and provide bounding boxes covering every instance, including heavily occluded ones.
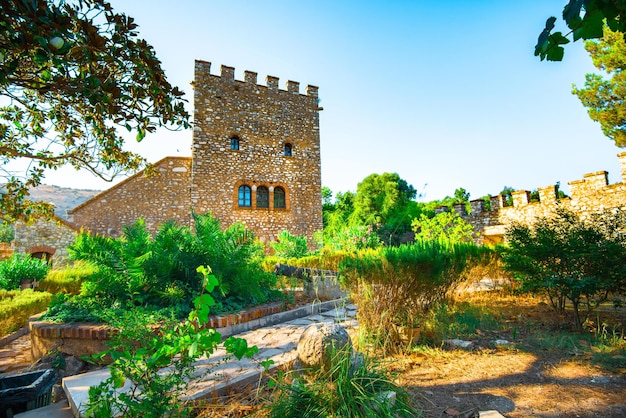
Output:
[388,347,626,417]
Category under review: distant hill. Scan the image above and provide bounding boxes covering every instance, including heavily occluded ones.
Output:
[29,185,101,219]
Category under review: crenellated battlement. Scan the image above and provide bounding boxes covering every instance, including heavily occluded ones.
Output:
[453,152,626,245]
[194,60,319,98]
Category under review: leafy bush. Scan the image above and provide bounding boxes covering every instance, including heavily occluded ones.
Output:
[38,262,96,295]
[46,212,279,323]
[0,289,52,335]
[0,254,50,290]
[266,347,420,417]
[339,241,498,352]
[270,230,309,258]
[502,208,626,332]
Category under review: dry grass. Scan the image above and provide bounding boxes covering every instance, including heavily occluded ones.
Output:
[195,290,626,417]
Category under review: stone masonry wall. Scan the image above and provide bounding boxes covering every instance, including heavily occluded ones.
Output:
[69,157,192,236]
[459,152,626,244]
[191,61,323,246]
[13,216,77,263]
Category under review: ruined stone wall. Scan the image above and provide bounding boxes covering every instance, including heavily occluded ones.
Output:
[69,157,192,236]
[191,61,323,246]
[460,152,626,244]
[13,216,77,263]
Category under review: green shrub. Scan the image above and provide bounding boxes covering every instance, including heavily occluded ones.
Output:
[0,289,52,335]
[502,208,626,332]
[46,212,279,323]
[270,230,309,258]
[39,262,96,295]
[0,254,50,290]
[339,241,497,352]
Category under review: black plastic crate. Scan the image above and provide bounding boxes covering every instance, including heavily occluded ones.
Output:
[0,369,56,418]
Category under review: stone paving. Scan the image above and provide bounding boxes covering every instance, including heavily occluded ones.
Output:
[0,331,32,373]
[60,300,358,417]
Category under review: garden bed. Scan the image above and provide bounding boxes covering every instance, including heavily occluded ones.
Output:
[28,291,334,362]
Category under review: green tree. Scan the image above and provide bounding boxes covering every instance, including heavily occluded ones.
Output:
[453,187,470,204]
[411,210,476,244]
[500,186,515,207]
[353,173,418,245]
[536,0,626,61]
[353,173,416,226]
[573,26,626,147]
[502,208,626,332]
[1,0,190,222]
[321,186,333,207]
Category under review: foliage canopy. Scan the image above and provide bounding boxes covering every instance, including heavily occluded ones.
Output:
[1,0,190,222]
[573,26,626,147]
[536,0,626,61]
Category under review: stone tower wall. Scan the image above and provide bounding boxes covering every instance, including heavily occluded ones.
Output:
[68,157,192,236]
[191,61,323,246]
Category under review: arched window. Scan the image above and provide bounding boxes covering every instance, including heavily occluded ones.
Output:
[274,186,286,209]
[238,185,251,207]
[284,143,292,156]
[256,186,269,208]
[230,136,240,150]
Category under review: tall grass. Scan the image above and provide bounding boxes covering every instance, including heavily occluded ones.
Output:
[266,348,421,417]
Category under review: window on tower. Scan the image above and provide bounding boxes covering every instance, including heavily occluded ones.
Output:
[257,186,269,208]
[274,186,286,208]
[238,185,251,207]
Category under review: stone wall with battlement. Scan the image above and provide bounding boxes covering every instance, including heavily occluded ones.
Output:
[453,152,626,244]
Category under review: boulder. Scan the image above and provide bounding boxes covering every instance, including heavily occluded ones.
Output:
[296,323,351,371]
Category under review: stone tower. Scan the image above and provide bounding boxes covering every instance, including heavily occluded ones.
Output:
[191,61,323,246]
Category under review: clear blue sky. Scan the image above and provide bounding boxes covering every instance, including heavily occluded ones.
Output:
[44,0,625,202]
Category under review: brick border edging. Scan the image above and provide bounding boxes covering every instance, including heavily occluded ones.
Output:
[29,298,347,342]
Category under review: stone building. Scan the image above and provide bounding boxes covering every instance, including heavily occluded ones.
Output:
[67,60,323,247]
[455,152,626,244]
[12,216,78,264]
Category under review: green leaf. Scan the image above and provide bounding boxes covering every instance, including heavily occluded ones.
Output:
[580,9,605,40]
[563,0,584,29]
[260,358,275,372]
[197,304,211,325]
[136,128,145,142]
[188,341,198,357]
[110,367,126,389]
[224,336,258,360]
